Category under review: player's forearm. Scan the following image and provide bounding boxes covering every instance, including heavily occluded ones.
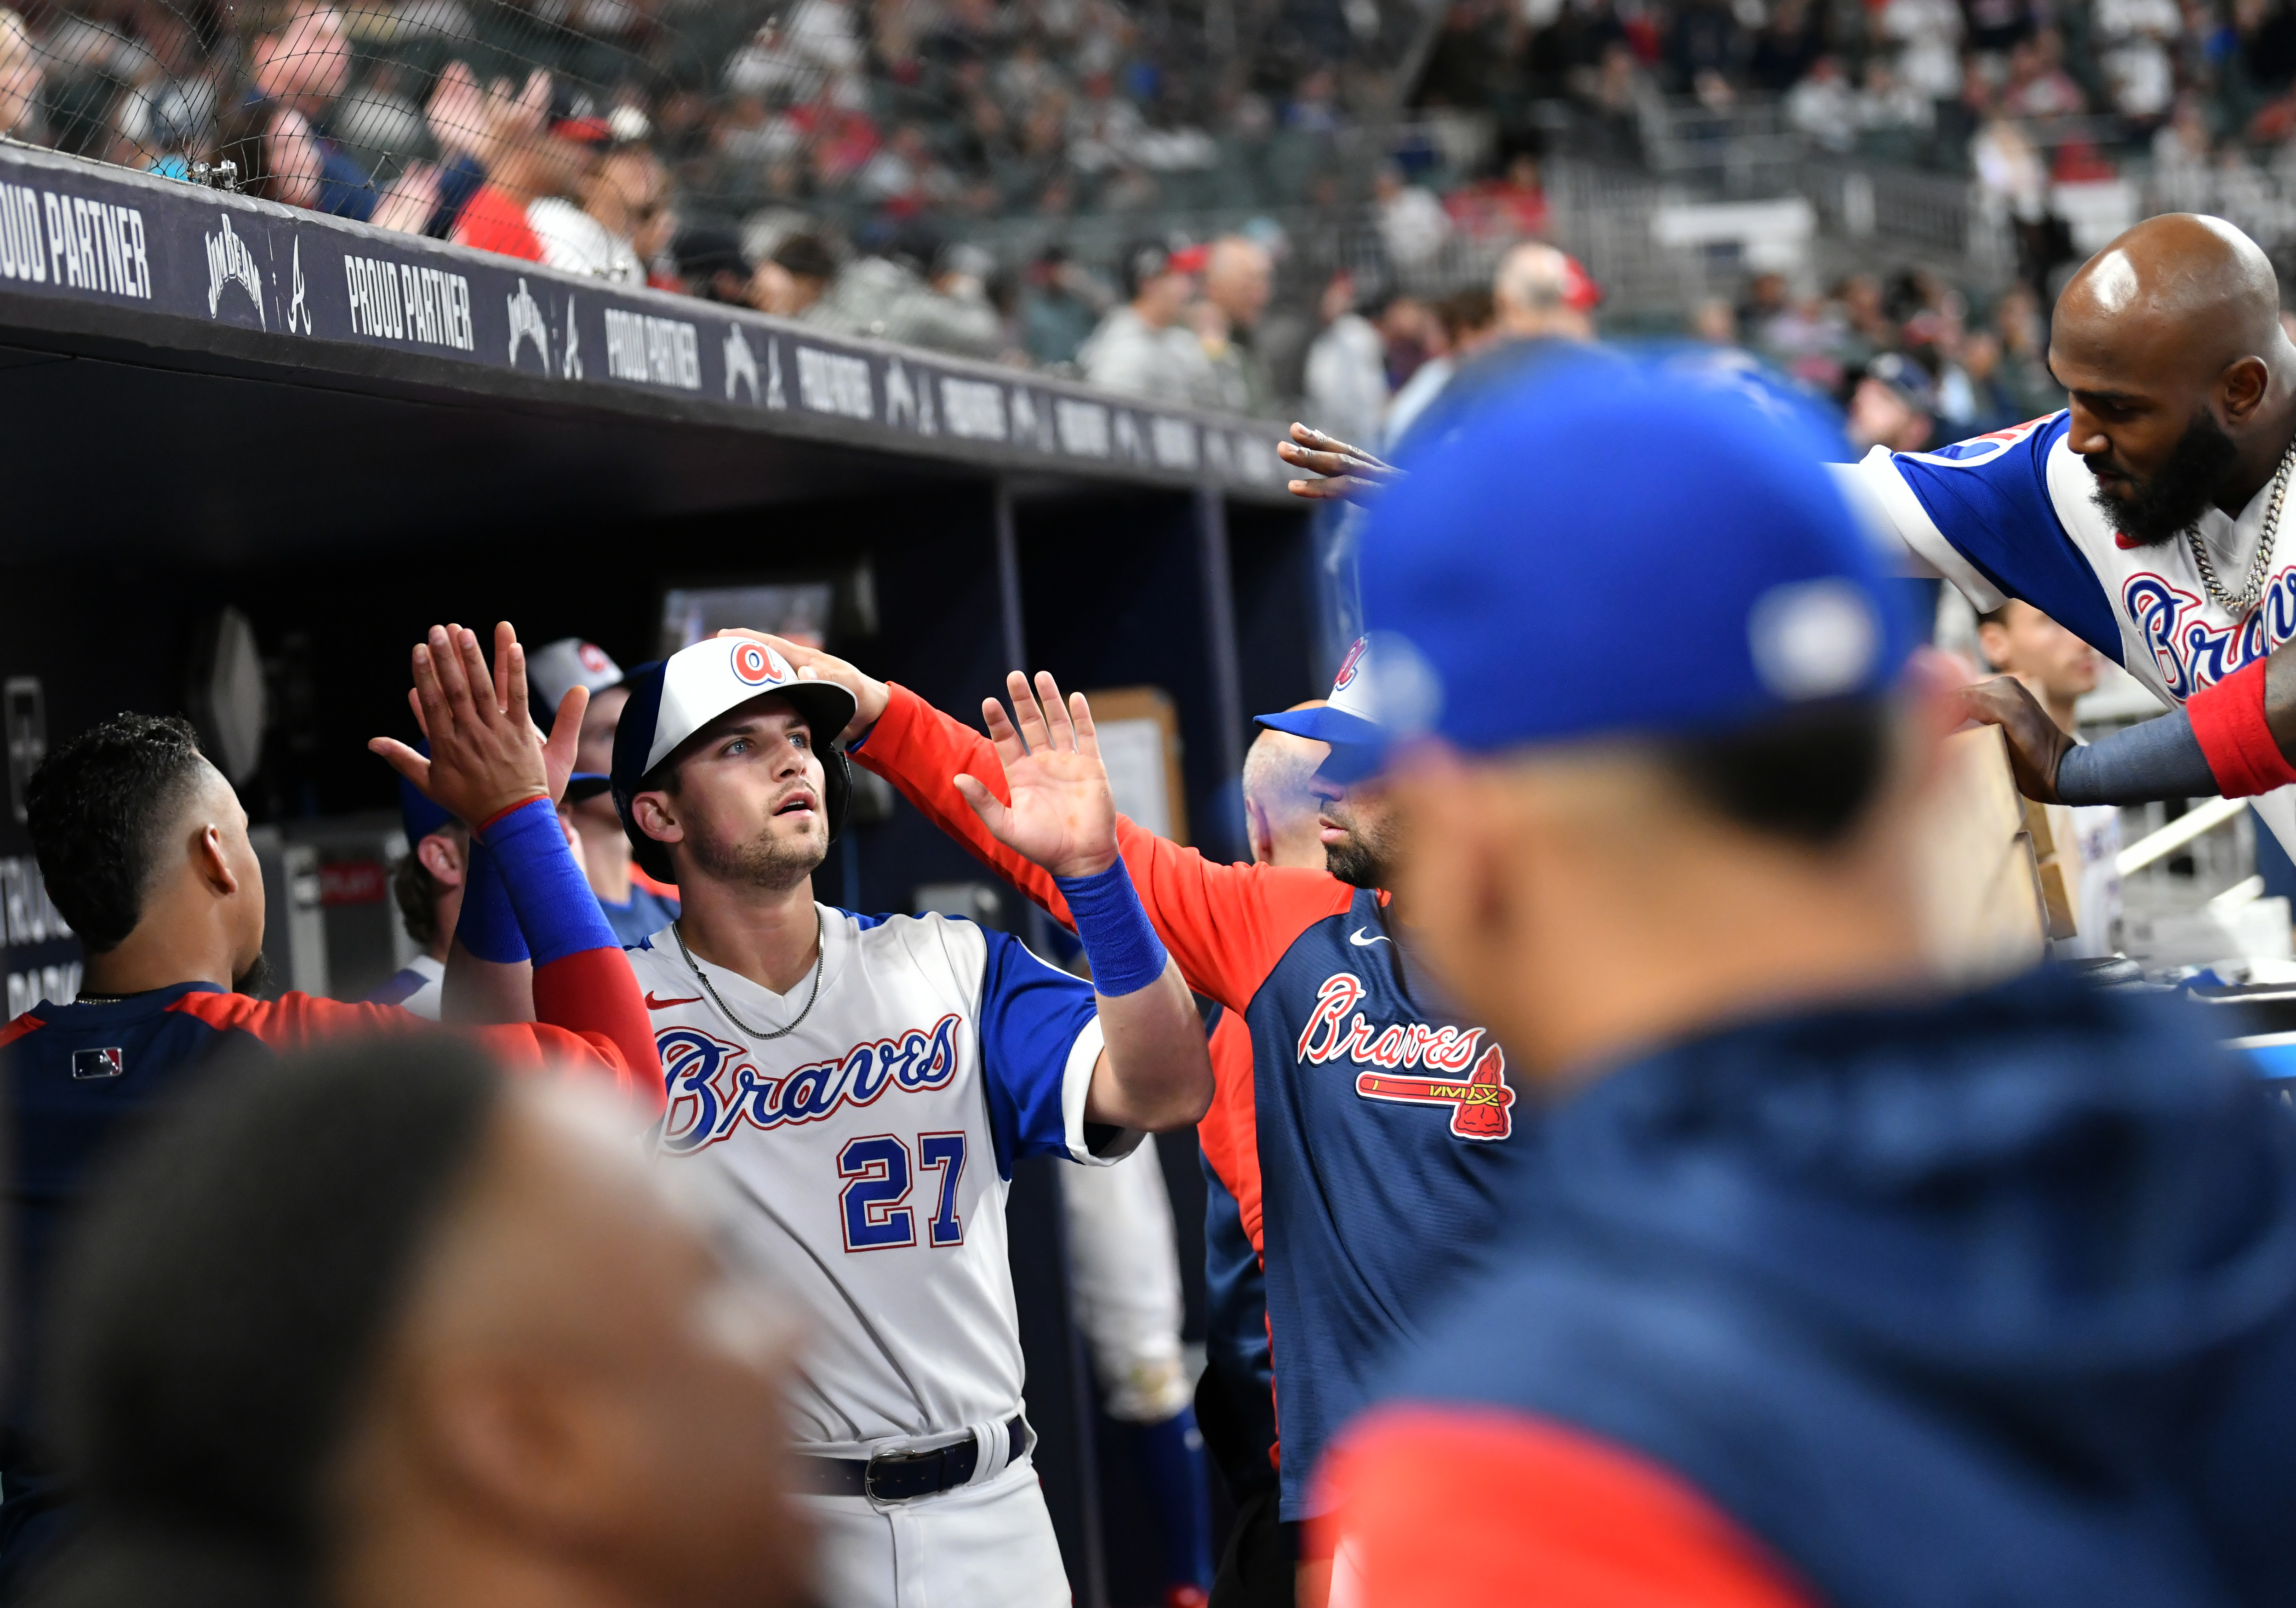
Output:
[1086,960,1215,1130]
[2057,658,2296,804]
[1060,859,1212,1127]
[480,799,664,1108]
[440,838,536,1023]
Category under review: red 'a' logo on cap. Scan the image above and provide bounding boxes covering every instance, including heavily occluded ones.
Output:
[1331,637,1368,692]
[729,641,784,687]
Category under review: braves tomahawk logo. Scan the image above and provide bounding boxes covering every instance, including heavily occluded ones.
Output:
[1296,973,1515,1140]
[203,213,264,326]
[657,1013,964,1155]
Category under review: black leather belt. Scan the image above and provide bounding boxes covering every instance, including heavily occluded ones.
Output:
[794,1415,1030,1502]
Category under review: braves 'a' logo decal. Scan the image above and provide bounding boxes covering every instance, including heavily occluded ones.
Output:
[1331,636,1369,692]
[2124,568,2296,702]
[658,1013,963,1155]
[1296,973,1514,1140]
[730,639,789,687]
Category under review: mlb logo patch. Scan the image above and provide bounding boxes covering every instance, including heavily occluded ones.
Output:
[71,1047,123,1081]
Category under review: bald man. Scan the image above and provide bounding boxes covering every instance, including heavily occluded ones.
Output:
[1241,704,1328,868]
[30,1038,811,1608]
[1843,214,2296,846]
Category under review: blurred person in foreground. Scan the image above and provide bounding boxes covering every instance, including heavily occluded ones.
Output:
[1313,355,2296,1605]
[525,639,679,947]
[1082,240,1224,409]
[1975,602,2124,957]
[0,623,662,1587]
[1282,242,1600,495]
[25,1038,813,1608]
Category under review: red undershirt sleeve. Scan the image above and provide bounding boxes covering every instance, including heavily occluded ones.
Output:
[1311,1406,1819,1608]
[851,683,1352,1013]
[2187,656,2296,798]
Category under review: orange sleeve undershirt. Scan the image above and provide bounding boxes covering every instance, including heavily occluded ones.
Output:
[853,683,1352,1015]
[167,982,664,1117]
[1196,1007,1264,1253]
[1311,1407,1818,1608]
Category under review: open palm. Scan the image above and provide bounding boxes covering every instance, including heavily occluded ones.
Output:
[955,670,1119,879]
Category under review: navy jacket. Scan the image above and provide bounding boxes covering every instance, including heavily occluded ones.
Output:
[1371,967,2296,1606]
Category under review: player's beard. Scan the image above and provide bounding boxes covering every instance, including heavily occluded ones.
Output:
[1321,792,1399,891]
[230,953,272,997]
[2090,408,2240,547]
[689,814,828,893]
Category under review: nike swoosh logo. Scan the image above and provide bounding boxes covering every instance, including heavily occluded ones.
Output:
[644,992,703,1010]
[1348,928,1389,947]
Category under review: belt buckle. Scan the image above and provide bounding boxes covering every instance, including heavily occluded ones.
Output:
[863,1446,939,1506]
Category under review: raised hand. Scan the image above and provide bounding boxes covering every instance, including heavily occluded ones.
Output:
[1279,422,1402,506]
[1959,675,2073,803]
[954,671,1119,879]
[713,628,888,741]
[371,621,586,825]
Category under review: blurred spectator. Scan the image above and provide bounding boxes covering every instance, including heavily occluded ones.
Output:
[1020,245,1110,367]
[27,1040,812,1608]
[2098,0,2183,120]
[1877,0,1965,98]
[1201,235,1277,415]
[2002,29,2089,116]
[1385,241,1599,456]
[1376,295,1436,393]
[675,219,754,304]
[1846,350,1938,452]
[1383,285,1496,447]
[808,227,1003,356]
[219,1,374,221]
[0,10,42,140]
[444,74,556,262]
[1303,272,1391,452]
[1748,0,1825,91]
[2154,95,2217,208]
[1442,150,1549,243]
[1856,57,1934,148]
[529,94,630,281]
[750,232,838,318]
[1374,163,1452,274]
[1688,295,1738,344]
[1079,239,1223,407]
[1991,283,2067,417]
[1787,55,1858,150]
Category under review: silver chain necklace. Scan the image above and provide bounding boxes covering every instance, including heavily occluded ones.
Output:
[2185,436,2296,617]
[672,914,826,1041]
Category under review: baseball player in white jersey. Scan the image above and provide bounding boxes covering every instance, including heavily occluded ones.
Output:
[1834,213,2296,839]
[608,634,1214,1608]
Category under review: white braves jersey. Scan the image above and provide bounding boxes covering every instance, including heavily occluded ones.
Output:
[1845,411,2296,850]
[628,905,1130,1456]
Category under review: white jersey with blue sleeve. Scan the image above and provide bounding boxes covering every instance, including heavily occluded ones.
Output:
[625,905,1138,1459]
[1846,412,2296,849]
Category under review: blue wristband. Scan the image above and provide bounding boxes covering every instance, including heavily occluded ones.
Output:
[453,839,529,965]
[1052,859,1169,998]
[481,797,619,967]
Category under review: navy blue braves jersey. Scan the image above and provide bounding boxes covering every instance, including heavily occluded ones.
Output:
[853,686,1528,1518]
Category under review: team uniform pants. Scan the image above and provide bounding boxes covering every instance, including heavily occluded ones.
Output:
[802,1455,1070,1608]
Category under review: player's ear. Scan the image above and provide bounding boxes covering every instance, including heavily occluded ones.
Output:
[632,789,685,848]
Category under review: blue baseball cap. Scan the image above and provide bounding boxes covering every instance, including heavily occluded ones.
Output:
[1355,352,1910,758]
[1254,636,1394,783]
